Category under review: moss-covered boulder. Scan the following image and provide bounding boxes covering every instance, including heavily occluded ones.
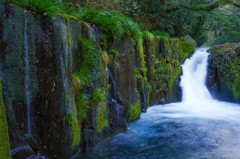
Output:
[182,35,198,48]
[207,43,240,103]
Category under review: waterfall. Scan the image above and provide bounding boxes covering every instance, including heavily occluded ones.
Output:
[108,69,121,124]
[88,48,240,159]
[150,48,240,121]
[24,11,31,136]
[180,48,212,103]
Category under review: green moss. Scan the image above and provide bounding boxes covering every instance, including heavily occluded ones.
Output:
[60,14,78,22]
[152,30,170,38]
[179,40,195,62]
[77,9,142,42]
[210,44,240,102]
[71,67,91,93]
[100,34,108,47]
[71,106,81,147]
[127,99,141,122]
[110,49,119,58]
[69,92,90,146]
[7,0,142,42]
[95,103,108,133]
[144,31,154,40]
[92,88,105,104]
[168,64,181,90]
[225,57,240,100]
[0,81,11,159]
[90,87,108,133]
[71,35,97,93]
[137,38,147,78]
[100,50,109,68]
[161,37,171,57]
[7,0,75,18]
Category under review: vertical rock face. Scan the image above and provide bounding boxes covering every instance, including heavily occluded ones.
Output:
[0,80,11,159]
[207,43,240,103]
[0,1,195,158]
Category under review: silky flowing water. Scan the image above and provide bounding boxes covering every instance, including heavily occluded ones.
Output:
[82,48,240,159]
[24,11,31,136]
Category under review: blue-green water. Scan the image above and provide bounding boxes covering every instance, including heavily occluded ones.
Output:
[81,102,240,159]
[80,48,240,159]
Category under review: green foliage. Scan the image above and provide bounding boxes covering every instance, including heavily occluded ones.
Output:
[71,35,97,93]
[75,92,89,121]
[64,110,81,146]
[7,0,142,43]
[78,34,97,67]
[64,112,74,125]
[110,49,119,58]
[7,0,75,17]
[119,0,143,17]
[71,67,91,93]
[94,89,108,133]
[127,99,141,122]
[152,30,170,38]
[168,64,181,90]
[71,114,81,146]
[206,7,240,45]
[144,31,154,40]
[179,40,195,62]
[76,9,142,42]
[92,88,105,104]
[95,104,108,133]
[100,34,108,47]
[69,35,98,145]
[101,51,109,68]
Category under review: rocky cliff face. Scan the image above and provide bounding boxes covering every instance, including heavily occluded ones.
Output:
[207,43,240,103]
[0,1,194,158]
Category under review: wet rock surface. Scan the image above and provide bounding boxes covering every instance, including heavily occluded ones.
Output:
[207,43,240,103]
[0,0,195,158]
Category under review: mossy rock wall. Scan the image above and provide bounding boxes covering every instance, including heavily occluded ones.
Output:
[0,1,195,158]
[0,80,11,159]
[208,43,240,103]
[141,32,194,105]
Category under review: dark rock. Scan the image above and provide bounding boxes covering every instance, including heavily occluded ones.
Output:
[0,1,195,158]
[207,43,240,103]
[27,136,38,154]
[11,145,34,159]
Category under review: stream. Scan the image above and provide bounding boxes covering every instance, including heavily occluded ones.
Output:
[81,48,240,159]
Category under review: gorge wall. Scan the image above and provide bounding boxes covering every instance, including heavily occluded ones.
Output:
[208,43,240,103]
[0,1,195,158]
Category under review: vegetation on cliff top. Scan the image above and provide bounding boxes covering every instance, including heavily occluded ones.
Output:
[6,0,240,45]
[6,0,142,42]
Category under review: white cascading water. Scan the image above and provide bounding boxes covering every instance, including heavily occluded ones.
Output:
[24,11,31,136]
[151,48,240,121]
[181,48,212,103]
[90,48,240,159]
